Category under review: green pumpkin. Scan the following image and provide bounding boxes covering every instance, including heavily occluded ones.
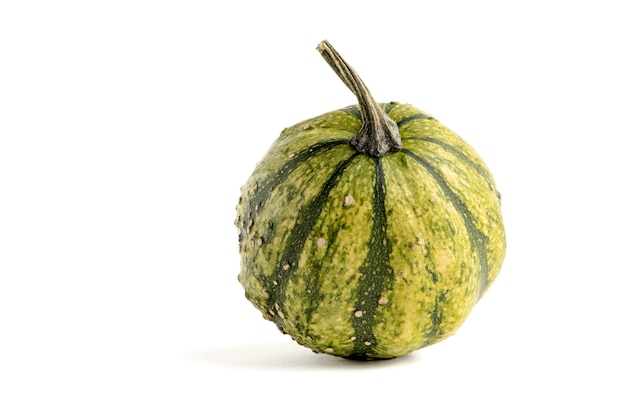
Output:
[235,40,505,359]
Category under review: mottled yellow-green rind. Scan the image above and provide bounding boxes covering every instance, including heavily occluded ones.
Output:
[236,103,505,359]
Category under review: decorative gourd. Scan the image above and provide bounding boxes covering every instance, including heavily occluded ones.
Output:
[235,40,506,359]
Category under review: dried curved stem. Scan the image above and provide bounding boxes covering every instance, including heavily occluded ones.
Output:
[317,40,402,157]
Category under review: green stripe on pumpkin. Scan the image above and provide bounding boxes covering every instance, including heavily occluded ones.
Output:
[349,158,395,359]
[402,149,490,297]
[281,154,378,355]
[267,153,360,332]
[383,102,400,114]
[236,142,357,320]
[242,139,350,223]
[396,113,436,127]
[401,134,504,294]
[340,105,362,120]
[403,136,499,197]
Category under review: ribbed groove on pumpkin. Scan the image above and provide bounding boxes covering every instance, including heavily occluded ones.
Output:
[402,136,499,195]
[266,153,360,331]
[243,139,350,223]
[396,113,436,127]
[402,149,490,298]
[349,158,395,359]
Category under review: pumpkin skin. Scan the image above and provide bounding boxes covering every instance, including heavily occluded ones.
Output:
[235,102,506,359]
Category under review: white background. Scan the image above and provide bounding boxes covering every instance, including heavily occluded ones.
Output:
[1,1,625,416]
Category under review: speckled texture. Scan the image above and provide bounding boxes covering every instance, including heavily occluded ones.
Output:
[235,103,506,359]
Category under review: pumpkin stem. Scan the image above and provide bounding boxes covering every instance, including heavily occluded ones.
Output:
[316,40,402,157]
